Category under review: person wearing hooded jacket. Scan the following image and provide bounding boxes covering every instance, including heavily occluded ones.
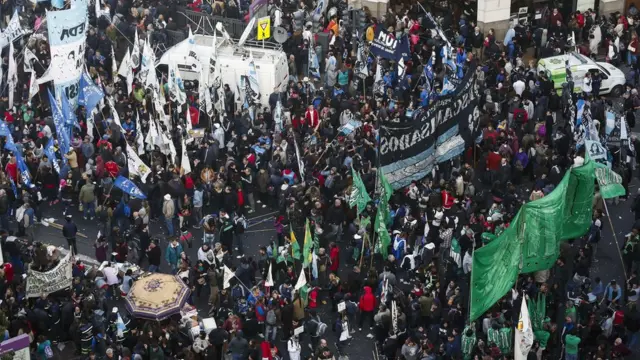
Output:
[358,286,376,331]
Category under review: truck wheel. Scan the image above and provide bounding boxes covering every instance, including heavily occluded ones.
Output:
[611,85,623,97]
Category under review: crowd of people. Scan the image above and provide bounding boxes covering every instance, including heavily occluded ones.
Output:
[0,0,639,360]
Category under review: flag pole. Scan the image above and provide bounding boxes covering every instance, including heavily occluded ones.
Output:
[602,199,628,282]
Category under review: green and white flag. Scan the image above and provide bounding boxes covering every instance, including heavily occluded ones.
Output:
[594,162,626,199]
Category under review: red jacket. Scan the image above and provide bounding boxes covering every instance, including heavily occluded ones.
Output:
[359,286,376,312]
[260,341,273,360]
[487,152,502,171]
[4,162,17,182]
[441,190,455,210]
[304,109,319,128]
[329,247,340,272]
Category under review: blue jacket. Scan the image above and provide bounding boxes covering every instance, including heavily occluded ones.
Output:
[605,284,623,302]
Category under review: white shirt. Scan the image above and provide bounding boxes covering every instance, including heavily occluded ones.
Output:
[513,80,526,96]
[338,320,351,341]
[287,339,301,360]
[103,266,119,285]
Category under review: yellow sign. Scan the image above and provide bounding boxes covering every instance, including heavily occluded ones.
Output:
[257,17,271,40]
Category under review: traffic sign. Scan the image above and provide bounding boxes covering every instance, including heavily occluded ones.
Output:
[257,17,271,41]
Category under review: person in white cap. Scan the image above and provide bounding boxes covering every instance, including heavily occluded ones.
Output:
[162,194,175,236]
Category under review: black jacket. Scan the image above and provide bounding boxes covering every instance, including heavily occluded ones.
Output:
[62,221,78,239]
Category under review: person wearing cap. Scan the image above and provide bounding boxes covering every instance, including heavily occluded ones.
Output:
[162,194,175,236]
[62,214,78,255]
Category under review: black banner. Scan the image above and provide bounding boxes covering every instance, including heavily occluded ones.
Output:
[379,65,481,189]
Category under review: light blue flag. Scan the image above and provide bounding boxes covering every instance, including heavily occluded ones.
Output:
[114,176,146,199]
[16,153,32,188]
[79,70,105,121]
[61,91,80,131]
[45,137,61,174]
[441,77,455,95]
[48,89,70,162]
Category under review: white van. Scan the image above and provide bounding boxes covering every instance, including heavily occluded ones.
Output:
[537,52,625,97]
[158,34,289,107]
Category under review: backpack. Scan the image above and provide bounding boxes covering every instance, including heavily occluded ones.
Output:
[310,318,327,337]
[44,344,54,359]
[515,111,525,123]
[266,309,277,325]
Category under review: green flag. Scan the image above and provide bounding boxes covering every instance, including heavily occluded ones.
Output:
[349,167,372,215]
[289,226,301,260]
[377,168,393,201]
[470,213,523,322]
[374,202,391,258]
[594,162,626,199]
[303,219,313,267]
[470,158,600,321]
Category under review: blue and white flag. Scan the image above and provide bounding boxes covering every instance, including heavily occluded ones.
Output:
[61,91,79,130]
[16,152,32,188]
[45,137,61,174]
[308,47,320,79]
[4,140,33,188]
[47,4,88,109]
[247,59,261,104]
[48,89,70,160]
[78,70,105,120]
[441,77,455,95]
[114,176,146,199]
[423,52,435,96]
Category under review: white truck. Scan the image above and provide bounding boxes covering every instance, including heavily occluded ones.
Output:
[158,30,289,108]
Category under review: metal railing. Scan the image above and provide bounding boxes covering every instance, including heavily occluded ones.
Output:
[178,9,248,39]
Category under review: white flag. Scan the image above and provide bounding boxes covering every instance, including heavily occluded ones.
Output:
[0,11,26,50]
[24,47,38,73]
[118,48,134,95]
[126,143,152,183]
[181,137,192,175]
[107,97,126,133]
[186,107,193,133]
[514,296,534,360]
[397,57,406,79]
[7,42,17,109]
[223,265,235,289]
[145,117,159,151]
[28,70,39,102]
[295,268,307,290]
[265,263,274,287]
[111,45,118,81]
[373,59,384,96]
[135,111,144,154]
[131,28,140,68]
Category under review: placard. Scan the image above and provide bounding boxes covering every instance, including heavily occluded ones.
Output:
[337,302,346,312]
[294,326,304,335]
